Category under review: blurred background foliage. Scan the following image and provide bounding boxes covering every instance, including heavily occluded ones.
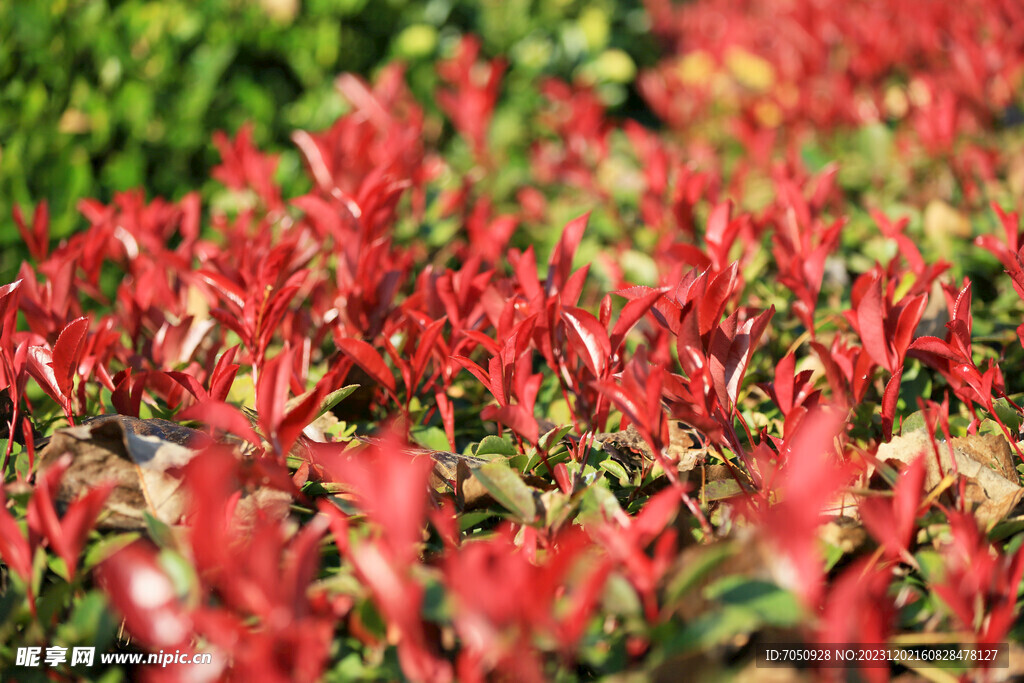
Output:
[0,0,656,281]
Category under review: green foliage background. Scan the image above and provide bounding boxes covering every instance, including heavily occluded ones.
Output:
[0,0,655,281]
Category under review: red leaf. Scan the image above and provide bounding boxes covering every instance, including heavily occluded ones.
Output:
[412,316,447,389]
[0,280,22,348]
[55,482,114,578]
[337,338,396,395]
[97,541,191,649]
[452,355,492,391]
[951,281,973,337]
[257,346,294,448]
[754,409,851,606]
[12,202,49,261]
[52,317,89,399]
[0,489,32,583]
[773,352,797,414]
[699,263,737,336]
[854,274,893,372]
[592,379,645,433]
[461,329,501,356]
[482,404,539,444]
[209,345,241,402]
[547,213,589,293]
[164,371,208,402]
[668,243,712,270]
[209,307,250,343]
[709,307,774,409]
[561,308,611,377]
[553,463,572,494]
[277,383,328,457]
[512,246,542,303]
[111,368,146,417]
[880,368,903,440]
[560,264,590,308]
[488,353,507,405]
[860,455,925,559]
[435,390,456,452]
[610,287,666,353]
[177,400,261,446]
[27,346,67,415]
[28,455,112,580]
[908,336,966,363]
[195,270,246,310]
[893,294,927,362]
[514,359,542,413]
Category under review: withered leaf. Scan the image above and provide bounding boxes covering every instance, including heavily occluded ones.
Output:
[595,420,704,474]
[818,516,868,555]
[37,416,205,530]
[38,415,298,533]
[877,430,1024,527]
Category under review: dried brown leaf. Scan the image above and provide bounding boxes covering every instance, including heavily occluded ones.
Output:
[37,416,204,530]
[596,421,704,473]
[877,431,1024,527]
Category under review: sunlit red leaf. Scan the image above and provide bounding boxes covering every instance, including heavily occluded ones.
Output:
[860,455,925,559]
[0,280,22,348]
[0,489,32,583]
[854,274,893,372]
[561,308,611,377]
[708,306,774,409]
[177,400,261,446]
[257,346,294,451]
[12,202,49,262]
[698,263,737,336]
[482,403,539,445]
[880,368,904,440]
[27,455,113,580]
[51,317,90,399]
[337,337,396,395]
[547,213,589,293]
[610,287,666,353]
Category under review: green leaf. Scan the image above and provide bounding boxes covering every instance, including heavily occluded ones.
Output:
[411,426,451,452]
[542,488,572,529]
[48,554,71,583]
[664,578,803,655]
[524,447,570,473]
[601,573,642,617]
[991,398,1022,433]
[914,550,945,582]
[475,434,518,459]
[664,542,736,607]
[317,385,358,418]
[900,410,929,435]
[705,576,803,627]
[599,459,630,485]
[823,540,844,572]
[144,511,176,549]
[83,532,141,572]
[421,576,449,622]
[472,461,538,522]
[158,549,198,600]
[701,478,746,502]
[665,605,763,653]
[539,424,573,451]
[987,516,1024,540]
[578,482,623,526]
[57,591,112,645]
[457,510,494,532]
